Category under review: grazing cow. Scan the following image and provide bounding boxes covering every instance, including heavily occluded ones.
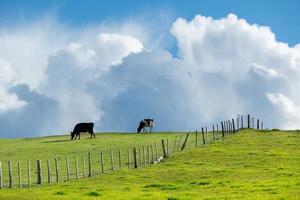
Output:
[71,122,95,140]
[137,119,154,133]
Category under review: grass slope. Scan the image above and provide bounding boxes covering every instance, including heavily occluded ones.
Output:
[0,130,299,199]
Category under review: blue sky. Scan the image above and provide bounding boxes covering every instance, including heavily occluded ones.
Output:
[0,0,300,137]
[0,0,299,46]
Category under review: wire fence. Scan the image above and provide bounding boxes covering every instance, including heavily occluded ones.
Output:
[0,114,264,189]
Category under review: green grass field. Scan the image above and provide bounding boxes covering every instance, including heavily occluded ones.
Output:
[0,130,299,199]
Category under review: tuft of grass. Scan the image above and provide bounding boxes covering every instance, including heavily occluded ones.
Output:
[197,181,210,186]
[122,187,131,191]
[86,191,101,197]
[144,183,179,190]
[55,191,66,195]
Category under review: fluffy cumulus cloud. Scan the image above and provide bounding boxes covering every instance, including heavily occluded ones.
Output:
[0,13,300,138]
[170,13,300,128]
[0,58,26,112]
[266,93,300,129]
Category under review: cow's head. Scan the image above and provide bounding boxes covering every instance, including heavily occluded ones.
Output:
[70,131,75,140]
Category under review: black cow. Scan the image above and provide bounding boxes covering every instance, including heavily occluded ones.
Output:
[71,122,95,140]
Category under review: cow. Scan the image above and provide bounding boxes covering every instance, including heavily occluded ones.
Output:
[71,122,95,140]
[137,119,154,133]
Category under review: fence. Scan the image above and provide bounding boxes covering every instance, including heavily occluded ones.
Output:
[0,114,263,189]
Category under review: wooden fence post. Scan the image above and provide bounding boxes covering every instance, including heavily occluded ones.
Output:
[100,152,104,173]
[109,149,114,171]
[55,158,59,182]
[133,147,138,168]
[82,156,86,178]
[143,146,146,167]
[147,146,150,165]
[201,127,206,144]
[232,118,236,134]
[166,139,169,156]
[8,161,13,188]
[247,114,250,128]
[257,119,260,130]
[217,124,220,140]
[27,161,31,187]
[18,162,22,188]
[47,159,51,183]
[226,120,229,135]
[181,134,189,150]
[212,125,215,140]
[173,136,178,152]
[0,161,2,189]
[150,145,154,164]
[127,149,131,169]
[221,122,225,137]
[75,156,79,179]
[205,127,208,143]
[118,149,122,168]
[138,148,142,167]
[241,116,244,128]
[195,130,198,147]
[88,152,92,176]
[227,120,230,134]
[161,139,168,158]
[66,157,70,180]
[155,142,158,160]
[177,135,183,151]
[37,160,42,185]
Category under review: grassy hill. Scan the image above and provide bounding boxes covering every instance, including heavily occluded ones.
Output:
[0,130,299,199]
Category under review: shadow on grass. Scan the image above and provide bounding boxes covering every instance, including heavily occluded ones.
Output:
[86,191,101,197]
[41,139,70,143]
[144,183,180,190]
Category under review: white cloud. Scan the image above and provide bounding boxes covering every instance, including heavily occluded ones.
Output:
[0,58,16,85]
[169,13,300,128]
[0,58,26,112]
[0,87,26,112]
[170,13,299,78]
[0,18,67,89]
[250,63,284,80]
[63,43,96,68]
[266,93,300,129]
[38,32,143,133]
[96,33,143,67]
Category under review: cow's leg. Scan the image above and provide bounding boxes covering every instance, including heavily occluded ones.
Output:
[78,133,80,140]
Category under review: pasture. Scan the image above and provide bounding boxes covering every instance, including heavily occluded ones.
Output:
[0,130,299,199]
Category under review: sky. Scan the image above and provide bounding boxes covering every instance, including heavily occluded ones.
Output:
[0,0,299,138]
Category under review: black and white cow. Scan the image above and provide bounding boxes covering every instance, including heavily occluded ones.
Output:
[137,119,155,133]
[71,122,95,140]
